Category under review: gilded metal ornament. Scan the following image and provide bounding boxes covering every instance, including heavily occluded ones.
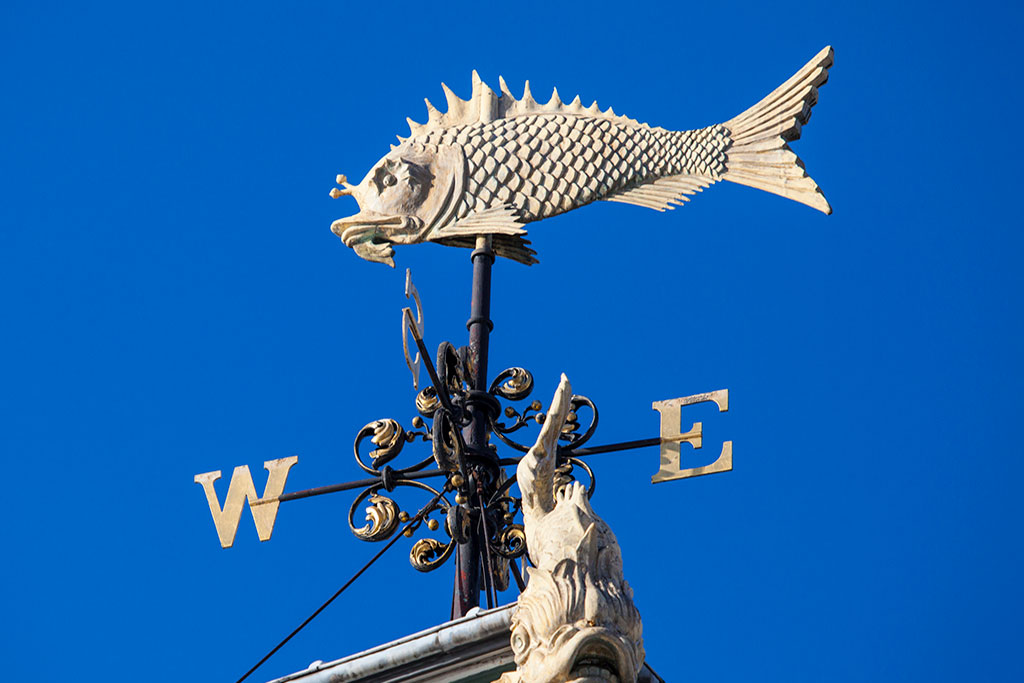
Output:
[415,386,440,417]
[368,419,406,468]
[489,365,599,454]
[410,537,456,573]
[349,493,401,542]
[492,367,534,401]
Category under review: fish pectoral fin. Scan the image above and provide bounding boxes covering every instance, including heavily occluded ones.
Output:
[436,233,538,266]
[601,174,718,212]
[434,204,527,238]
[492,234,538,266]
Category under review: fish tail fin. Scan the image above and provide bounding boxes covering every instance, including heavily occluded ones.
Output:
[721,46,833,215]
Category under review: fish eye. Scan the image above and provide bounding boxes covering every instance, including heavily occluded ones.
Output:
[511,626,530,654]
[373,166,400,192]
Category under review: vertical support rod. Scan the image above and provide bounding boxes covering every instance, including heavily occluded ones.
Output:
[452,235,495,619]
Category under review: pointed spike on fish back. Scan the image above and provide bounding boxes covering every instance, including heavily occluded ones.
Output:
[441,82,463,112]
[424,98,442,123]
[472,70,498,123]
[407,116,425,136]
[522,80,536,107]
[441,81,472,123]
[568,94,582,112]
[606,106,616,116]
[587,100,600,114]
[498,75,514,99]
[549,86,562,107]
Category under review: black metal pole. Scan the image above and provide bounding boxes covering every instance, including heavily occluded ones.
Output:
[452,236,496,618]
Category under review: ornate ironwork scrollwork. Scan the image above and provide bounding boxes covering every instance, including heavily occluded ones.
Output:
[416,386,439,417]
[560,395,599,449]
[446,504,471,545]
[370,419,406,468]
[354,419,403,473]
[494,524,527,559]
[354,419,433,477]
[488,366,601,454]
[437,342,466,406]
[431,409,463,472]
[410,537,455,573]
[491,367,534,401]
[345,344,606,589]
[560,456,597,499]
[349,492,401,542]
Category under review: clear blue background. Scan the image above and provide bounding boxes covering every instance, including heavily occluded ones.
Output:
[2,1,1021,681]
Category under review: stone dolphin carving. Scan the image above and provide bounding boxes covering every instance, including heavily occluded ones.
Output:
[330,47,833,267]
[499,374,644,683]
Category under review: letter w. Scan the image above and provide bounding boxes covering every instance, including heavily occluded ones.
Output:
[194,456,298,548]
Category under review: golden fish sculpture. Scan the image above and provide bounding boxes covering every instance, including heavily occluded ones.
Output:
[331,47,834,266]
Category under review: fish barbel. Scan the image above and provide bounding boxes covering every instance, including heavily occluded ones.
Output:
[331,47,833,266]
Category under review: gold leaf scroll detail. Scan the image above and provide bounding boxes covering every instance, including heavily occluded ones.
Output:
[368,419,406,467]
[410,537,455,572]
[352,494,400,542]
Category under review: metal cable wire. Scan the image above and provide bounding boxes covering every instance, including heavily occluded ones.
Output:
[475,482,498,610]
[236,486,448,683]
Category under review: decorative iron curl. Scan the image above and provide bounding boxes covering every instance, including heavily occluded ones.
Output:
[488,367,600,454]
[354,418,434,476]
[559,395,599,449]
[415,386,439,417]
[431,408,464,473]
[436,342,466,405]
[352,419,405,471]
[348,491,400,542]
[410,537,455,572]
[488,367,542,453]
[490,367,534,401]
[556,456,597,500]
[347,480,452,545]
[492,524,527,560]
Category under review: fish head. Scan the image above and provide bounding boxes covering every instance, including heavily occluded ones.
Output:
[330,143,465,267]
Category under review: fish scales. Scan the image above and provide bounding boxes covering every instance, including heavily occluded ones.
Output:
[416,116,729,223]
[330,48,834,266]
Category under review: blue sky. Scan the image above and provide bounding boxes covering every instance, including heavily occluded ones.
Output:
[2,1,1022,681]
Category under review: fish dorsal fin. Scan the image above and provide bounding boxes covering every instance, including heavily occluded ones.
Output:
[405,72,644,138]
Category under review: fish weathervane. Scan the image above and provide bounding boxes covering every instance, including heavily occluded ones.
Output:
[330,46,834,266]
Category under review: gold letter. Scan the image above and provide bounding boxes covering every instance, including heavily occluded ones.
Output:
[651,390,731,483]
[194,456,298,548]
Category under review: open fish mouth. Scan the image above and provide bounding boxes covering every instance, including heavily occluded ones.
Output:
[331,213,409,246]
[567,639,624,683]
[331,213,414,266]
[351,236,395,266]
